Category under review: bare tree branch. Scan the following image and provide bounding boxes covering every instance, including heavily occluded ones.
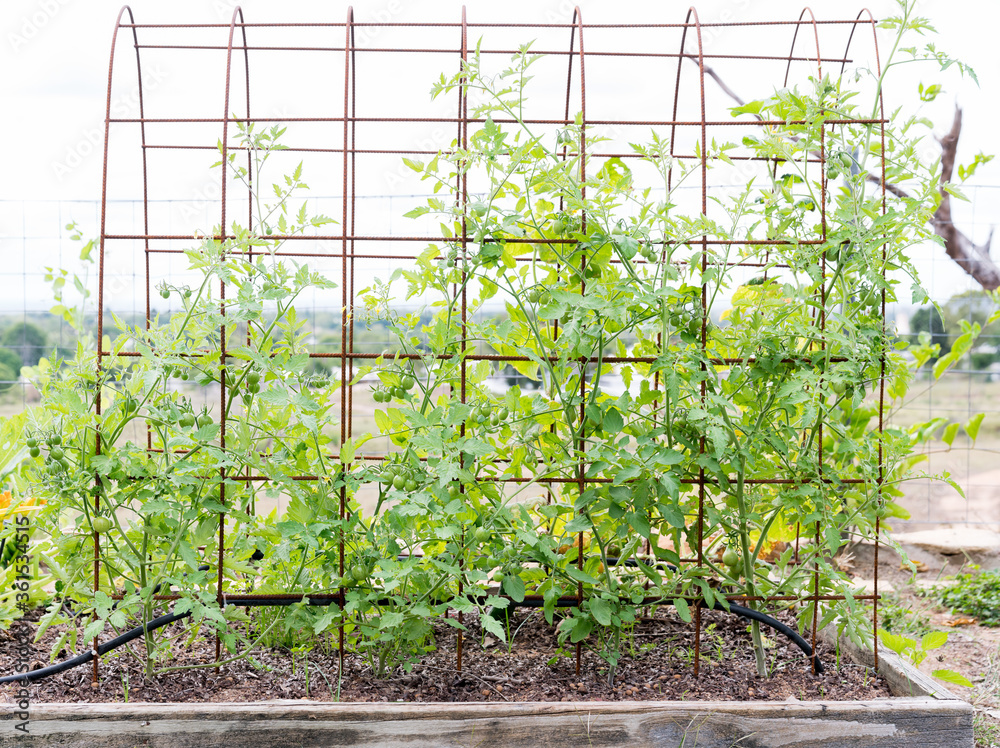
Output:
[928,107,999,290]
[693,57,1000,291]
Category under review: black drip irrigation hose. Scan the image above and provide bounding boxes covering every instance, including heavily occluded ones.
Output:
[1,560,822,684]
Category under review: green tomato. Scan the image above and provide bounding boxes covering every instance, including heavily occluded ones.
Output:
[247,371,261,385]
[392,387,406,399]
[499,408,510,421]
[401,376,415,391]
[470,202,487,218]
[392,475,406,491]
[197,415,213,428]
[248,382,260,394]
[26,437,37,449]
[474,527,491,544]
[448,484,461,499]
[493,571,505,585]
[552,218,566,235]
[49,434,62,447]
[526,288,541,304]
[404,478,418,493]
[160,288,170,300]
[722,548,739,568]
[50,447,64,460]
[92,516,113,533]
[179,414,196,428]
[29,446,40,459]
[350,564,368,583]
[831,380,848,395]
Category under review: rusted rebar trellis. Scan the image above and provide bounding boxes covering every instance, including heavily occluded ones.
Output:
[92,5,888,684]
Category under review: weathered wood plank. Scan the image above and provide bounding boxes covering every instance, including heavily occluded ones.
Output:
[820,626,964,701]
[1,697,973,748]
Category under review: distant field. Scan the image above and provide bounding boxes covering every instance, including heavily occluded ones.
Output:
[886,372,1000,530]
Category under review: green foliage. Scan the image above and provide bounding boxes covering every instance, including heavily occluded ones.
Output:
[936,571,1000,627]
[878,593,934,638]
[908,306,950,359]
[878,628,973,688]
[0,347,24,392]
[0,348,23,376]
[15,0,985,683]
[1,322,47,368]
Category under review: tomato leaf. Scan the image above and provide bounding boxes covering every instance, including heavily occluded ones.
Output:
[932,669,973,688]
[921,631,948,651]
[502,574,526,603]
[941,422,960,447]
[480,612,508,642]
[674,598,691,623]
[964,413,985,443]
[589,598,613,626]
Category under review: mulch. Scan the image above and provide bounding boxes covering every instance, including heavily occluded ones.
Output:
[0,604,890,704]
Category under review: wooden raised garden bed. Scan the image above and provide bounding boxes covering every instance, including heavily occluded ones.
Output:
[2,632,973,748]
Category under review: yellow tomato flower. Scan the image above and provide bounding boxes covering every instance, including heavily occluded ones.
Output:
[0,491,47,521]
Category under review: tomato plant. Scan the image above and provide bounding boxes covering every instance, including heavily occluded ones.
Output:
[9,0,989,685]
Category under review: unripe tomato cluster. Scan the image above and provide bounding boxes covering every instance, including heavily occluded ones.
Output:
[825,150,854,181]
[153,395,213,431]
[26,433,69,474]
[468,403,510,429]
[344,558,374,586]
[91,515,113,534]
[225,368,262,396]
[722,547,741,578]
[164,363,191,381]
[245,370,262,394]
[371,371,416,403]
[378,461,422,493]
[525,287,549,305]
[637,243,659,263]
[156,284,194,302]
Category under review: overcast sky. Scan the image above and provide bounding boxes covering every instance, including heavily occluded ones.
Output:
[1,0,998,311]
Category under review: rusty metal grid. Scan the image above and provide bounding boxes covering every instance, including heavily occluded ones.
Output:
[92,5,889,683]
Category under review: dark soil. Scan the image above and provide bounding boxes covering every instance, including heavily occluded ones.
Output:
[0,605,890,704]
